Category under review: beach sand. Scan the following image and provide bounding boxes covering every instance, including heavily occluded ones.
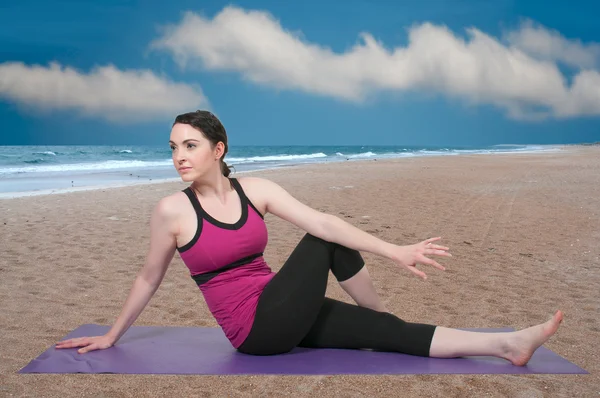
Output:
[1,147,598,397]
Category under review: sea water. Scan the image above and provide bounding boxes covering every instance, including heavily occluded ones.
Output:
[0,144,562,198]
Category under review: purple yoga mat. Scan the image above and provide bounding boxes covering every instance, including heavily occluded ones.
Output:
[19,324,587,375]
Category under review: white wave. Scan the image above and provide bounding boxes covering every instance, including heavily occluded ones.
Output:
[0,159,172,175]
[454,146,562,155]
[32,151,56,156]
[119,149,133,153]
[394,152,418,157]
[509,145,562,152]
[227,152,327,163]
[0,146,563,177]
[454,149,494,154]
[418,150,459,156]
[345,151,377,159]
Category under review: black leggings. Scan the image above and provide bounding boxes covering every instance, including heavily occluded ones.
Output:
[237,234,437,356]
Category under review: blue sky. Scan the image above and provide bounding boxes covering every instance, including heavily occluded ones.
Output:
[1,0,599,147]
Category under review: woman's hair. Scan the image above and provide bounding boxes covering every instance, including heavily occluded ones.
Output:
[173,110,232,177]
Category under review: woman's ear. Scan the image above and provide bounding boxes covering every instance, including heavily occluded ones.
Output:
[215,142,225,160]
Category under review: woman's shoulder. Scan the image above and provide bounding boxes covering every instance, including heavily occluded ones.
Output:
[235,177,277,215]
[236,176,277,192]
[153,190,190,219]
[236,176,283,197]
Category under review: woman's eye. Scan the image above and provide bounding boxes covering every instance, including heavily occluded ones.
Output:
[170,144,195,151]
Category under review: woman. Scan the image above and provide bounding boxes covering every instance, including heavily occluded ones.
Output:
[56,110,562,364]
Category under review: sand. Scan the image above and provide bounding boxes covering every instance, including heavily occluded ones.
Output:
[1,146,598,397]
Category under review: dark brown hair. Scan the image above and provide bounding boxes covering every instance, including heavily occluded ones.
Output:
[173,110,232,177]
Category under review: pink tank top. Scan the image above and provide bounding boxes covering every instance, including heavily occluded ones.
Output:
[176,178,275,348]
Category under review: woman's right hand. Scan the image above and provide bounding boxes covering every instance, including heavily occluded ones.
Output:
[55,334,116,354]
[389,237,451,280]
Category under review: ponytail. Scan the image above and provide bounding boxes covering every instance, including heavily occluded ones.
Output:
[220,160,232,177]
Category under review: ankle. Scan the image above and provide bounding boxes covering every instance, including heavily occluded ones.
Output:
[497,333,514,360]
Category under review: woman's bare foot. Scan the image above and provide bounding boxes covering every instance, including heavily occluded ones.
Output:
[502,310,563,366]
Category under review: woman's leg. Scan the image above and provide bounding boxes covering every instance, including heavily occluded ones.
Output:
[299,298,436,357]
[339,266,388,312]
[429,310,563,365]
[299,297,563,365]
[238,233,366,355]
[240,233,563,364]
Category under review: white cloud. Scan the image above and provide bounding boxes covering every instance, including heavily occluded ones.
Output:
[0,62,208,122]
[152,6,600,120]
[506,20,600,70]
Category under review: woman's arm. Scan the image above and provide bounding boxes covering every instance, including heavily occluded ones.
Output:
[56,196,178,352]
[105,197,178,342]
[254,177,395,256]
[250,177,450,279]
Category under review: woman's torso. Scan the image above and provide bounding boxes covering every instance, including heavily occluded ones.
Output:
[171,177,275,348]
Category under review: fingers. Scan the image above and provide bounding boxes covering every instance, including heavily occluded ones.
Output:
[418,255,446,271]
[409,266,428,280]
[78,344,97,354]
[425,248,452,257]
[429,256,446,270]
[423,238,452,258]
[404,237,451,280]
[423,238,451,253]
[55,337,91,349]
[55,338,82,348]
[429,244,450,251]
[55,336,112,354]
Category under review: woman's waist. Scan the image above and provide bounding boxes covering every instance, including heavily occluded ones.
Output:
[190,254,270,286]
[200,264,274,291]
[200,271,275,317]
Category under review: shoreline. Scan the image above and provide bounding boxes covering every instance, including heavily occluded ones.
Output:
[0,146,574,200]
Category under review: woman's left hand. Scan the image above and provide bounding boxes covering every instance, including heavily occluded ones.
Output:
[390,237,452,280]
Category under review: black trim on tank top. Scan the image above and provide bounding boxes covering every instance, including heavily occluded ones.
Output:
[177,188,204,253]
[176,178,264,253]
[195,178,249,230]
[230,178,265,219]
[191,252,264,286]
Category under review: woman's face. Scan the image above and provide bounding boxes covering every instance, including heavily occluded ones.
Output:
[169,123,220,182]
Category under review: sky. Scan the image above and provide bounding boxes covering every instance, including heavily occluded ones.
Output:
[1,0,599,147]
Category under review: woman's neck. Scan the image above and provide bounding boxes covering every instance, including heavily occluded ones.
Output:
[191,174,231,202]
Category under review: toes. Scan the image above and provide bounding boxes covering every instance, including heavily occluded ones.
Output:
[551,311,564,328]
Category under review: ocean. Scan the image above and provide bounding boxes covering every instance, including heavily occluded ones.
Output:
[0,144,562,198]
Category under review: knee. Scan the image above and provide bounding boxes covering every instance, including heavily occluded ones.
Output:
[332,247,365,282]
[301,233,330,245]
[301,233,358,255]
[300,233,339,254]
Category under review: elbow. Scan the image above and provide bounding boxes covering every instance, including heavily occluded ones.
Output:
[138,265,167,290]
[143,275,163,291]
[317,213,339,242]
[138,273,160,291]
